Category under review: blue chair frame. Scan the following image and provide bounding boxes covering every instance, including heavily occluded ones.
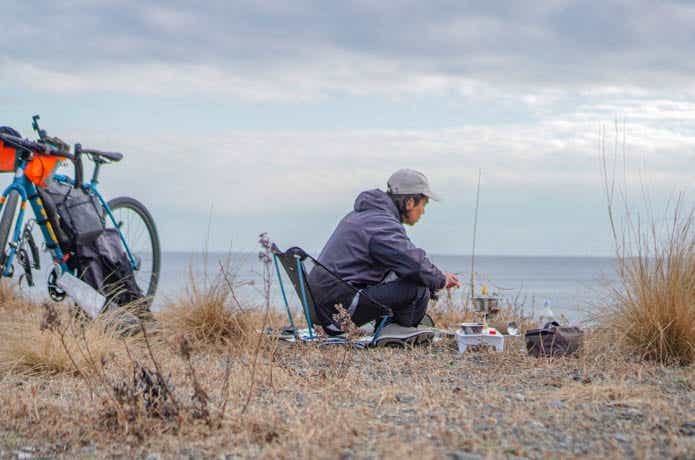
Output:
[271,244,390,346]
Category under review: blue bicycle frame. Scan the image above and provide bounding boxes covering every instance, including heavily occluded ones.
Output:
[0,159,70,276]
[0,163,139,279]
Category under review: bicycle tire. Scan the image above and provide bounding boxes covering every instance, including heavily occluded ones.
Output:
[0,190,21,271]
[106,196,161,301]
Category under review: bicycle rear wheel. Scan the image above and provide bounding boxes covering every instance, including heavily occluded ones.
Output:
[106,196,161,301]
[0,190,21,272]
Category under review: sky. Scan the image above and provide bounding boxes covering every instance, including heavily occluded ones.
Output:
[2,0,695,256]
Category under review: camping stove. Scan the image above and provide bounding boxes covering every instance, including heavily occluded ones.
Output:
[471,295,501,321]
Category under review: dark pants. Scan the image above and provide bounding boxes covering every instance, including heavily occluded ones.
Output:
[351,279,430,327]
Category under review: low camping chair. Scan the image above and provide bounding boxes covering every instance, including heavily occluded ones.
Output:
[271,244,391,345]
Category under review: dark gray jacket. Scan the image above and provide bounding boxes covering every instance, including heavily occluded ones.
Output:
[308,189,446,315]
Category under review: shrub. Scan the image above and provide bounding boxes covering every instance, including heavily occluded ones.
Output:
[606,204,695,365]
[156,265,258,348]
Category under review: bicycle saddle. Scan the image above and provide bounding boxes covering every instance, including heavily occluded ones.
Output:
[81,148,123,162]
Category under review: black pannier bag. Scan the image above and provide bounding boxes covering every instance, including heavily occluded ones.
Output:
[525,322,584,357]
[37,179,145,309]
[76,228,144,308]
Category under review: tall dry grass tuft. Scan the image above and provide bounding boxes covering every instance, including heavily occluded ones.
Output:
[603,204,695,365]
[602,129,695,365]
[156,266,259,348]
[0,303,131,376]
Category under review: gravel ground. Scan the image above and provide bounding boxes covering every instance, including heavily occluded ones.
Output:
[0,334,693,459]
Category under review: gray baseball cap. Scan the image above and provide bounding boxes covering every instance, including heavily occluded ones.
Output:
[387,168,441,202]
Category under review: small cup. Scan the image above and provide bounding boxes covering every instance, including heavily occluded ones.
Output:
[460,322,484,335]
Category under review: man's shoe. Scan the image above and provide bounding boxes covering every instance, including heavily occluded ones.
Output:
[419,313,435,328]
[373,323,435,348]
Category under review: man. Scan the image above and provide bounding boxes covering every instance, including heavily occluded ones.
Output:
[308,168,461,334]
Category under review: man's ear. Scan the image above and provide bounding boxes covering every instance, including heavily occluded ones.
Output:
[404,197,415,211]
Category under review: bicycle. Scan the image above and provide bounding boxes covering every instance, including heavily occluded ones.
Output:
[0,115,161,313]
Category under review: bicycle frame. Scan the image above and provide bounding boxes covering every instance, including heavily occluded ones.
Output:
[0,159,70,277]
[0,164,140,280]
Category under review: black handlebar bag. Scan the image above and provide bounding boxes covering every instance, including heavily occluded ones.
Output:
[525,322,584,357]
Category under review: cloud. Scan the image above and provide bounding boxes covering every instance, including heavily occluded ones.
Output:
[3,0,695,100]
[4,0,695,255]
[80,115,694,221]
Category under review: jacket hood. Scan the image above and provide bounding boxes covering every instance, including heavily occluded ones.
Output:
[354,189,400,219]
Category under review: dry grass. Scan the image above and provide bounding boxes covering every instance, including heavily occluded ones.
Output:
[427,293,477,327]
[605,209,695,364]
[156,267,259,349]
[0,299,135,377]
[0,324,692,459]
[0,255,693,458]
[601,146,695,365]
[599,129,695,365]
[0,278,22,307]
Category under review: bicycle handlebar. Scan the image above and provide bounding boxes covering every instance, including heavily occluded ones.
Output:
[0,132,75,161]
[0,130,123,190]
[0,132,84,189]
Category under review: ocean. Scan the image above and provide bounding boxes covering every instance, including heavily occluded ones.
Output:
[19,251,620,323]
[154,252,620,323]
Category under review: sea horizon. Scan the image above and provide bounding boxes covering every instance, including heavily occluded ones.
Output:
[154,251,620,323]
[17,250,621,324]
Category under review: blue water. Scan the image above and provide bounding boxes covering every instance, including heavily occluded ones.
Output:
[19,251,619,322]
[155,252,620,322]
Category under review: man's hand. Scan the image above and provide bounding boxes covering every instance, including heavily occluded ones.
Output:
[444,272,461,289]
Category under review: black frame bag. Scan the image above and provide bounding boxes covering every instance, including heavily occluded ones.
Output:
[37,179,105,253]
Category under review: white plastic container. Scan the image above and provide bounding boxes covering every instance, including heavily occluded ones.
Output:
[456,328,505,353]
[57,272,106,319]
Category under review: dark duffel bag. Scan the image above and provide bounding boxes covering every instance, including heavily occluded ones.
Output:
[525,322,584,357]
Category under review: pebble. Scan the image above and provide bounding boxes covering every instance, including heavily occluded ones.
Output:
[429,410,448,420]
[513,393,525,402]
[614,433,630,443]
[395,393,416,404]
[529,420,545,431]
[13,449,34,460]
[146,453,161,460]
[295,393,306,407]
[549,400,565,409]
[447,450,483,460]
[339,450,354,460]
[180,449,199,460]
[620,408,643,420]
[680,421,695,436]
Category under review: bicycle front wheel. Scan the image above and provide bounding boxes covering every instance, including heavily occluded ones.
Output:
[0,190,21,272]
[106,196,161,301]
